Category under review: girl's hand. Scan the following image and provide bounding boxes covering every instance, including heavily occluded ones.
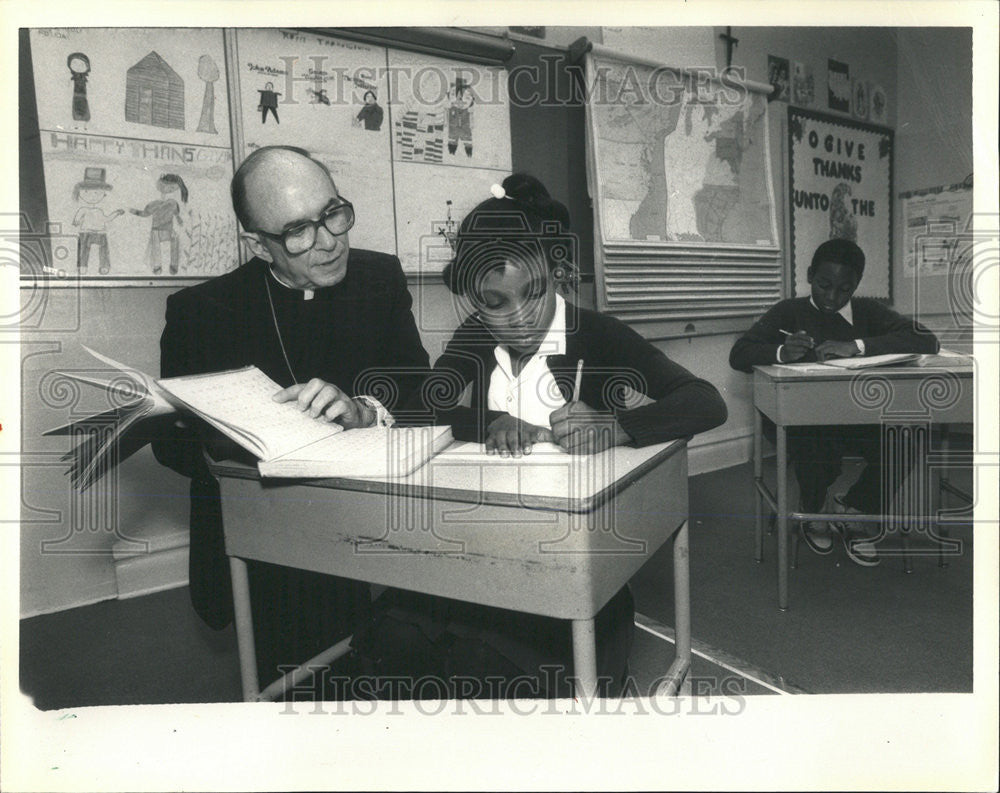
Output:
[485,414,554,458]
[815,340,861,361]
[549,402,630,455]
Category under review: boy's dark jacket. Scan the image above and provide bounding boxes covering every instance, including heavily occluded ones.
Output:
[729,296,939,373]
[404,299,728,445]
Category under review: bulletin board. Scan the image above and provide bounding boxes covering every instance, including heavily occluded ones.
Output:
[788,106,894,300]
[25,27,514,284]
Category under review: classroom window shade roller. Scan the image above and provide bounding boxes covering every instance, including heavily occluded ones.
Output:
[578,41,781,330]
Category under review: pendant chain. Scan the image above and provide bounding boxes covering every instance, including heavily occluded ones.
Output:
[264,269,299,384]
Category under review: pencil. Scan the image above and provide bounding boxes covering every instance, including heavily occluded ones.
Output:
[779,329,815,348]
[572,359,584,402]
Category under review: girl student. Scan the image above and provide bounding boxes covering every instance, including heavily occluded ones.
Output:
[423,172,728,458]
[366,174,727,698]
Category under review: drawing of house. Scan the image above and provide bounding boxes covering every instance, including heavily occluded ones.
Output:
[125,51,185,130]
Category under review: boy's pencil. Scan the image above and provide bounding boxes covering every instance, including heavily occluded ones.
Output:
[779,329,815,348]
[572,359,584,402]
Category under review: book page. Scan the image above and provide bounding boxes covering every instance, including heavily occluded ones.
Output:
[437,440,570,462]
[82,345,181,413]
[260,425,453,478]
[158,367,343,460]
[821,353,922,369]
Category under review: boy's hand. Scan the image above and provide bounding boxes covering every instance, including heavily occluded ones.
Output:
[549,402,630,455]
[815,340,861,361]
[780,331,815,361]
[485,415,554,457]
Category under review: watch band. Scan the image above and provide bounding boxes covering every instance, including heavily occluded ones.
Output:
[355,395,395,428]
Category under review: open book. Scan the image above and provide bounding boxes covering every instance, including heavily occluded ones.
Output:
[157,366,452,479]
[820,352,923,369]
[44,346,184,490]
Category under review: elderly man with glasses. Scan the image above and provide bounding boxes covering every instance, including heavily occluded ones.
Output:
[153,145,430,689]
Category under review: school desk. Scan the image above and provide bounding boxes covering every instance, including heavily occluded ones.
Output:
[752,360,974,610]
[208,438,691,701]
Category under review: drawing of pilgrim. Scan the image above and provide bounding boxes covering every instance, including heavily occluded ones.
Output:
[72,166,123,274]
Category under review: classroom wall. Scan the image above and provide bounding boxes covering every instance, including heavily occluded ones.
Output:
[621,26,900,478]
[21,26,970,618]
[892,28,973,331]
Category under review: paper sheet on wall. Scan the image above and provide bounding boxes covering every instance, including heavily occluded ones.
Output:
[386,50,512,271]
[901,185,973,277]
[29,28,238,278]
[235,28,397,258]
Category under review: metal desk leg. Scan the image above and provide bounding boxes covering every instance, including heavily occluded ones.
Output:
[571,618,598,698]
[753,409,764,562]
[654,521,692,697]
[229,557,260,702]
[672,521,691,692]
[776,425,789,611]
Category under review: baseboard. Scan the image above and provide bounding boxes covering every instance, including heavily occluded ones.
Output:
[114,545,189,600]
[688,429,754,476]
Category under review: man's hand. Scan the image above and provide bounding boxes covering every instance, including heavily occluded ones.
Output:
[779,331,815,362]
[272,378,373,429]
[815,340,861,361]
[549,402,630,455]
[485,414,554,457]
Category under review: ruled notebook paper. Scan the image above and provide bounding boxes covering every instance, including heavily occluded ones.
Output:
[158,366,343,461]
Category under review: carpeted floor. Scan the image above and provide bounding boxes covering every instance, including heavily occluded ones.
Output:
[19,460,973,708]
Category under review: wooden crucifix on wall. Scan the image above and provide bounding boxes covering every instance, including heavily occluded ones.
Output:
[719,27,739,68]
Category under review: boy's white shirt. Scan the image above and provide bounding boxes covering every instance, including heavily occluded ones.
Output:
[487,293,568,429]
[811,295,854,326]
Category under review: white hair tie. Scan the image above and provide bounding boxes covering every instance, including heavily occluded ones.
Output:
[490,184,508,200]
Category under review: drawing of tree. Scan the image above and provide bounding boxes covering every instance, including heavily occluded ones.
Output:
[196,55,220,134]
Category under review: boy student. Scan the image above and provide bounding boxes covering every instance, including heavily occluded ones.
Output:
[364,174,727,698]
[729,238,940,566]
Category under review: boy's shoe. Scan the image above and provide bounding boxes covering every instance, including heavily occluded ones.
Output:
[844,536,881,567]
[801,521,834,555]
[832,493,881,567]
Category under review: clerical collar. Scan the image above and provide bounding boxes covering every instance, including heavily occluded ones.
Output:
[267,265,314,300]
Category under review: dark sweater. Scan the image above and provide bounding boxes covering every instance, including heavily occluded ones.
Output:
[729,297,939,373]
[405,301,728,446]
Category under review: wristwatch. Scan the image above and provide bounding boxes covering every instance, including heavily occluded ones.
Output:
[354,395,395,428]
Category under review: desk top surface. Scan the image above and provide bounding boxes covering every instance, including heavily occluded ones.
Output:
[755,357,974,383]
[209,438,687,513]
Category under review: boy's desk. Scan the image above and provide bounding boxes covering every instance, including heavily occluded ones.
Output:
[208,439,691,701]
[752,360,974,610]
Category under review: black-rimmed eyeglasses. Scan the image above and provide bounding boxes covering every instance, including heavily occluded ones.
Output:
[253,198,355,255]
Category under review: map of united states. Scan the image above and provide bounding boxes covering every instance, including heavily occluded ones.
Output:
[591,60,775,247]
